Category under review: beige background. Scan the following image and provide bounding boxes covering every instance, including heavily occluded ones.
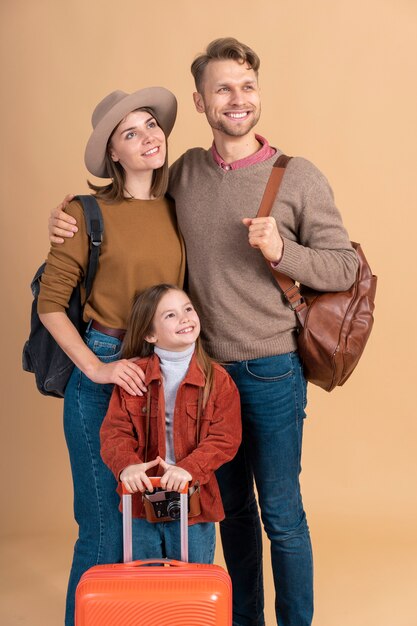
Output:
[1,1,417,624]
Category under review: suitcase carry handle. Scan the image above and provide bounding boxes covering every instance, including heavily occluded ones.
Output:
[126,559,190,568]
[121,478,189,564]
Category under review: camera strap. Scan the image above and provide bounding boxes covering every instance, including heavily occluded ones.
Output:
[144,385,152,463]
[144,381,203,462]
[196,387,202,448]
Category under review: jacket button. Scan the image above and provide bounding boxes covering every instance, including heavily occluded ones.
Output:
[142,406,147,414]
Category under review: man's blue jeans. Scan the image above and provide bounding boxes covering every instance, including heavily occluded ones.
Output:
[63,327,123,626]
[217,352,313,626]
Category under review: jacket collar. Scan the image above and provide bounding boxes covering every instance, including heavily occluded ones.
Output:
[144,352,205,387]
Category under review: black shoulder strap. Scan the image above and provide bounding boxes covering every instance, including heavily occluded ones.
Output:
[74,195,104,300]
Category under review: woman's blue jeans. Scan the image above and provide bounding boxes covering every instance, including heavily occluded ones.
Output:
[63,327,123,626]
[217,352,313,626]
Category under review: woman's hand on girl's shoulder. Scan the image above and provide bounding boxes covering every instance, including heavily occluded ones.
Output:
[87,358,147,396]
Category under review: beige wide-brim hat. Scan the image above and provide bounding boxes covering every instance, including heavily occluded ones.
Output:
[84,86,177,178]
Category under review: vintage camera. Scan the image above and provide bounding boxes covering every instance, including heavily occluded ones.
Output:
[143,488,185,521]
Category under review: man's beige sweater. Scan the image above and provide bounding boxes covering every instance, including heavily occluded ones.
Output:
[169,147,358,362]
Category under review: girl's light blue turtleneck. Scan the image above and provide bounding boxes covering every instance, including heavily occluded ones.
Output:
[154,343,195,465]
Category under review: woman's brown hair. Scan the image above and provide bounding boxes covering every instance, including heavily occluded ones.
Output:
[87,108,169,202]
[122,284,215,408]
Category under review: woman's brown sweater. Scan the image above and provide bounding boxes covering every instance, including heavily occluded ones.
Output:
[38,196,185,329]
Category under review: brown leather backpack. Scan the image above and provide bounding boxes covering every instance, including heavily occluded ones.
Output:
[258,155,377,392]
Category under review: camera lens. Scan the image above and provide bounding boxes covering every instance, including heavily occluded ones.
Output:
[167,499,181,520]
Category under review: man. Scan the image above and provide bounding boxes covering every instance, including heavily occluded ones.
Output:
[49,38,358,626]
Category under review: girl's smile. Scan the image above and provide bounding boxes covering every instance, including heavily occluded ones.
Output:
[146,289,201,351]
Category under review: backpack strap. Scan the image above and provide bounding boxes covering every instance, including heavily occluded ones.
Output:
[256,155,307,324]
[74,195,104,300]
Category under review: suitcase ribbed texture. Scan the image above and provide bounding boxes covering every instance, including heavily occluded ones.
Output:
[76,480,232,625]
[76,561,231,625]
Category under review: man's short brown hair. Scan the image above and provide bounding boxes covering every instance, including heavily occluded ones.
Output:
[191,37,260,92]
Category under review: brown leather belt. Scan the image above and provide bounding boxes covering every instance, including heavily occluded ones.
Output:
[91,320,126,340]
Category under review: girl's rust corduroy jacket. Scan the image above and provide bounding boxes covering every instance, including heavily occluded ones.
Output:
[100,352,242,524]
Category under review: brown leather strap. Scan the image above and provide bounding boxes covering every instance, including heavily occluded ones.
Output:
[257,155,292,218]
[91,320,126,340]
[144,381,203,462]
[144,382,152,463]
[256,154,307,321]
[196,387,203,448]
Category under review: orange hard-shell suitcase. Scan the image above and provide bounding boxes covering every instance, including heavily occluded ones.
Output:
[75,479,232,625]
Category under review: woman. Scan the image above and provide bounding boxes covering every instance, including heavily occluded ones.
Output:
[38,87,185,626]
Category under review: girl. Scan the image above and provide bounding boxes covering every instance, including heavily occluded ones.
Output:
[100,284,242,563]
[37,88,185,625]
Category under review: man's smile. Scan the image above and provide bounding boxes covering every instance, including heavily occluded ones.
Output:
[224,111,251,120]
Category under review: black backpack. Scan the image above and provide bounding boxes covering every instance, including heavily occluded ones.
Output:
[22,195,104,398]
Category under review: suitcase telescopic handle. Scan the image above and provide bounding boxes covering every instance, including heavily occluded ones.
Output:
[121,477,189,495]
[121,478,189,564]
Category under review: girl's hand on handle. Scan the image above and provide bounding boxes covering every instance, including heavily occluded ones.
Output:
[120,458,160,493]
[157,457,192,492]
[88,358,147,396]
[48,194,78,244]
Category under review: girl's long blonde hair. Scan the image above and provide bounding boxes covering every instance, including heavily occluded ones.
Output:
[122,284,215,408]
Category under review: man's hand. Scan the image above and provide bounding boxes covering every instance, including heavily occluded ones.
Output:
[49,194,78,243]
[242,216,283,264]
[120,458,160,493]
[158,457,192,492]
